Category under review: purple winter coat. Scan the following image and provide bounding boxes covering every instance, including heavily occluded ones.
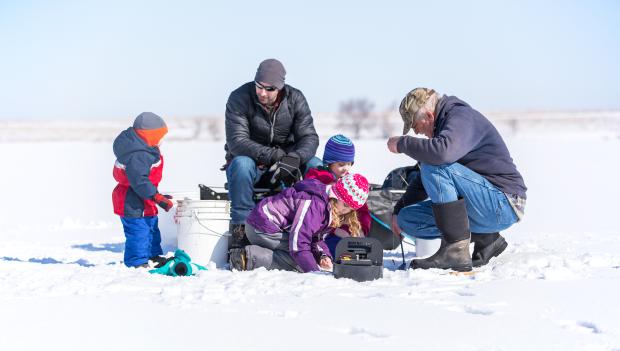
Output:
[246,179,333,272]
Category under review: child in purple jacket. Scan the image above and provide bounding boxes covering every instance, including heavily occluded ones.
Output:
[229,173,370,273]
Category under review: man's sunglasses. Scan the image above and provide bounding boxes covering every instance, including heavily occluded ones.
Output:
[255,82,278,92]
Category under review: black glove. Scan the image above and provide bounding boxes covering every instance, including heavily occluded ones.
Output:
[271,152,301,187]
[268,148,286,166]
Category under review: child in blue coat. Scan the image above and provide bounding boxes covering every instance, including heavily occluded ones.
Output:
[112,112,174,267]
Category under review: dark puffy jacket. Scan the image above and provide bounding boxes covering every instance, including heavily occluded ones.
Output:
[112,128,163,218]
[225,82,319,166]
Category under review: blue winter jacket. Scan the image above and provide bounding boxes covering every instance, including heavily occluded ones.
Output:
[112,128,163,218]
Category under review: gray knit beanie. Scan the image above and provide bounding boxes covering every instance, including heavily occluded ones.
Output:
[254,59,286,89]
[133,112,166,130]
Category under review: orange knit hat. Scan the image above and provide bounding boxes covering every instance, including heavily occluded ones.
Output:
[133,112,168,146]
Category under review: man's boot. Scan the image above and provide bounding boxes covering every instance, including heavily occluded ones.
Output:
[228,223,250,249]
[409,199,472,272]
[471,232,508,267]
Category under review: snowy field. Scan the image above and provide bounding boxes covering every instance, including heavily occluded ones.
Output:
[1,124,620,350]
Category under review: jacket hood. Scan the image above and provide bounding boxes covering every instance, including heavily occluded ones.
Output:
[113,128,160,163]
[293,178,330,201]
[435,96,470,127]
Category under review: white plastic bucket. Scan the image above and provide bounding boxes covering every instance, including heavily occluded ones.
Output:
[158,191,200,250]
[414,237,441,258]
[175,198,231,268]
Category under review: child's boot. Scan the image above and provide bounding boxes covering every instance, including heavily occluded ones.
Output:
[229,223,249,249]
[229,247,247,271]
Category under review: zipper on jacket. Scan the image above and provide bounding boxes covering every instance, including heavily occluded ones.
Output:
[269,99,284,145]
[269,108,276,144]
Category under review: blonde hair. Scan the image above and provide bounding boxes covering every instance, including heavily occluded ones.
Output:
[328,198,362,236]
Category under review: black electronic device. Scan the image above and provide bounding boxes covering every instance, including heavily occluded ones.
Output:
[333,237,383,282]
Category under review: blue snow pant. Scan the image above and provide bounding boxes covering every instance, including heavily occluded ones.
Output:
[121,216,163,267]
[226,155,322,225]
[397,163,518,239]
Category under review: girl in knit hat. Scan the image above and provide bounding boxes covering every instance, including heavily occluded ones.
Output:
[229,173,370,273]
[306,134,372,256]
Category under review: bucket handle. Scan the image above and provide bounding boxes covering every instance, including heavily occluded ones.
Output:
[190,210,231,238]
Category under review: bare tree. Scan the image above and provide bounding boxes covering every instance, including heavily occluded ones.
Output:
[192,116,204,140]
[379,101,399,138]
[337,98,374,139]
[207,117,223,141]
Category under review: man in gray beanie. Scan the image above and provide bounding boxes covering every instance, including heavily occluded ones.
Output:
[224,58,320,256]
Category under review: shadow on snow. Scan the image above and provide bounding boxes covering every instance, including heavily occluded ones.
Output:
[71,242,124,253]
[1,256,98,267]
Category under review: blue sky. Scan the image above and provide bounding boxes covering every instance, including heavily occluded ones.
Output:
[0,0,618,119]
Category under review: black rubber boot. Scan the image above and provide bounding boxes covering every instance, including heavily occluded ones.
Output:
[228,223,250,249]
[409,199,472,272]
[229,247,247,271]
[471,232,508,267]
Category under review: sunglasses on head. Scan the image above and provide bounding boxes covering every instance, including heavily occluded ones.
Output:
[255,81,278,92]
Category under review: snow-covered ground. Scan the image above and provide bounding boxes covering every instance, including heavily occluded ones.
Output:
[1,127,619,350]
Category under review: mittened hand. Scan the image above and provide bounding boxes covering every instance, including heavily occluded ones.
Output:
[269,148,286,166]
[272,153,301,186]
[281,153,301,169]
[153,193,173,212]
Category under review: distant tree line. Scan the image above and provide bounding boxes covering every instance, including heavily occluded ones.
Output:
[337,98,398,139]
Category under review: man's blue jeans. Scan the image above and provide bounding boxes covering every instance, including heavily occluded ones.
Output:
[397,163,518,239]
[226,155,322,224]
